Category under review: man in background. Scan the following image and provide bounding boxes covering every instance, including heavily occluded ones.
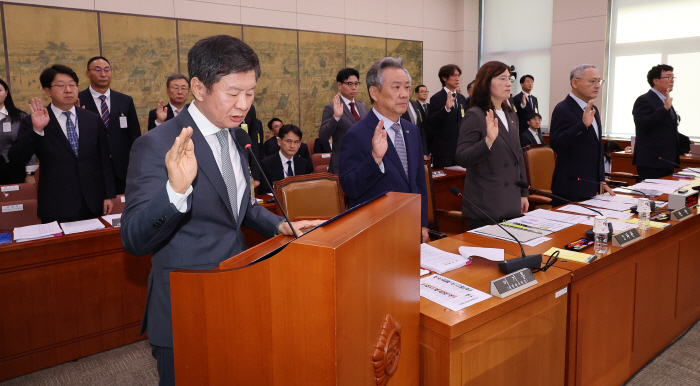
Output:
[512,75,539,135]
[264,117,310,162]
[258,124,313,194]
[148,74,190,131]
[519,112,545,147]
[401,85,429,159]
[428,64,467,168]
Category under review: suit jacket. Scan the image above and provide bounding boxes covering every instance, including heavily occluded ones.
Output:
[9,106,115,221]
[339,109,428,227]
[512,92,539,134]
[549,95,605,200]
[264,137,311,163]
[0,112,31,184]
[318,99,367,174]
[520,129,545,148]
[120,108,282,348]
[244,106,265,182]
[401,100,429,156]
[313,137,332,154]
[455,106,527,221]
[147,103,190,131]
[428,89,468,158]
[78,88,140,181]
[632,89,680,168]
[258,153,313,194]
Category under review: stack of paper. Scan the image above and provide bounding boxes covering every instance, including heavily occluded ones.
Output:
[681,168,700,176]
[458,246,504,261]
[579,198,634,212]
[60,219,105,235]
[526,208,590,224]
[420,244,470,274]
[556,205,633,220]
[628,182,679,195]
[613,187,663,197]
[101,214,121,227]
[579,218,637,231]
[506,215,574,233]
[469,224,552,246]
[420,274,491,311]
[14,221,63,242]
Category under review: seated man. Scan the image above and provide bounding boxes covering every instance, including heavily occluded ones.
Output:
[259,124,313,194]
[148,74,190,130]
[519,112,545,147]
[263,117,311,162]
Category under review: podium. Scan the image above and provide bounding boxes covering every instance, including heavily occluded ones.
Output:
[170,192,421,385]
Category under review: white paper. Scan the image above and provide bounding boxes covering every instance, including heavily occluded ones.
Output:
[443,165,466,171]
[642,179,690,187]
[579,199,634,212]
[420,269,430,276]
[629,183,679,195]
[507,215,574,232]
[1,185,19,192]
[458,246,504,261]
[13,221,63,242]
[420,274,491,311]
[101,214,121,226]
[593,194,638,205]
[420,243,469,274]
[556,205,634,220]
[2,204,23,212]
[579,218,637,231]
[525,208,590,224]
[60,219,105,235]
[613,187,662,197]
[681,168,700,176]
[523,236,552,247]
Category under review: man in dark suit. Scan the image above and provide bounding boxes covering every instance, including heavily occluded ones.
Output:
[313,137,332,154]
[550,64,613,206]
[339,57,428,242]
[632,64,679,180]
[119,35,320,386]
[414,84,431,153]
[401,97,429,159]
[9,64,115,223]
[519,112,545,147]
[264,117,311,162]
[428,64,468,168]
[78,56,140,195]
[318,68,368,174]
[512,75,539,135]
[258,124,313,194]
[147,74,190,131]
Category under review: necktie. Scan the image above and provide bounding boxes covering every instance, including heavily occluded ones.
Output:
[63,111,79,156]
[349,101,361,122]
[174,108,181,116]
[215,130,238,222]
[390,123,408,177]
[422,103,428,116]
[98,95,109,127]
[286,160,294,177]
[527,95,532,109]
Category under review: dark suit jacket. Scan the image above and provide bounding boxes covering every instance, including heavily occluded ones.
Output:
[9,106,115,221]
[428,89,468,158]
[339,109,428,227]
[401,100,429,156]
[318,99,367,174]
[147,103,190,131]
[632,89,680,168]
[455,106,527,221]
[520,129,545,148]
[550,95,605,200]
[120,108,282,348]
[314,138,332,154]
[264,137,311,163]
[78,88,140,181]
[258,153,313,194]
[512,92,539,134]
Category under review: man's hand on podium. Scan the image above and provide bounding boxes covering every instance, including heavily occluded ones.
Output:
[280,219,324,236]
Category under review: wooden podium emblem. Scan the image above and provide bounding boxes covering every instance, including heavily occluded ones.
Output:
[372,314,402,385]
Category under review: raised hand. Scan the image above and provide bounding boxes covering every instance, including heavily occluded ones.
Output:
[445,92,455,110]
[333,93,344,119]
[28,97,50,133]
[664,87,673,111]
[484,109,499,148]
[155,99,168,124]
[522,93,527,107]
[165,126,197,194]
[371,119,387,164]
[582,100,596,127]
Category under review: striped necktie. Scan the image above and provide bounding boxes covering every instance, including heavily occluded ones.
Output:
[390,122,408,177]
[98,95,109,127]
[215,130,238,222]
[63,111,79,156]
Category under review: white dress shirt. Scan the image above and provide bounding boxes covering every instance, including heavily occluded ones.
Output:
[529,128,542,144]
[569,92,599,138]
[280,151,295,177]
[444,87,456,112]
[0,105,7,121]
[47,104,80,139]
[89,86,111,113]
[494,109,509,132]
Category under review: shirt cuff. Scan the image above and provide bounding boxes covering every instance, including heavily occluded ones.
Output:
[378,160,385,173]
[445,107,451,112]
[334,116,341,121]
[35,130,45,137]
[166,180,193,213]
[155,120,162,126]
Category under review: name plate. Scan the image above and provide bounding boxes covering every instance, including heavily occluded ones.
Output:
[671,207,693,222]
[612,228,642,247]
[111,218,121,227]
[490,268,538,299]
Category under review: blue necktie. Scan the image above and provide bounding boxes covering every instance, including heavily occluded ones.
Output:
[215,130,238,222]
[98,95,109,127]
[63,111,79,156]
[390,123,408,177]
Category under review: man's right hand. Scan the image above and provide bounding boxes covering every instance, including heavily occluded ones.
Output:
[522,93,527,107]
[29,97,50,133]
[165,126,197,193]
[664,88,673,111]
[582,100,596,127]
[333,93,344,119]
[155,99,168,124]
[445,92,455,110]
[371,119,387,165]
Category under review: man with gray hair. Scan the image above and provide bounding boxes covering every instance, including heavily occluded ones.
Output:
[148,74,190,130]
[338,57,429,242]
[549,64,613,206]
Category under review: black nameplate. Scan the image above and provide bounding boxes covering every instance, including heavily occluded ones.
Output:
[671,207,693,222]
[490,268,538,299]
[612,228,641,247]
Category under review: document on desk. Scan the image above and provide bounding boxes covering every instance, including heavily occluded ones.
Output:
[60,219,105,235]
[13,221,63,242]
[643,179,690,188]
[458,246,504,261]
[420,274,491,311]
[556,205,634,220]
[579,218,637,231]
[506,215,574,232]
[682,168,700,176]
[579,199,634,212]
[525,208,590,224]
[420,243,470,274]
[470,224,541,242]
[593,195,638,205]
[629,183,679,195]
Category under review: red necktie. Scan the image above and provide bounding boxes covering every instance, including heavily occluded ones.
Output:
[349,101,361,122]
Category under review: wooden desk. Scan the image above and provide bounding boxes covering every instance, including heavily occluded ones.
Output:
[432,168,468,234]
[611,151,700,176]
[420,237,571,386]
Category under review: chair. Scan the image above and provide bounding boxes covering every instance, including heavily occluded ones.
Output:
[112,194,126,214]
[0,199,40,230]
[423,160,447,240]
[311,153,332,170]
[273,172,345,221]
[0,183,37,203]
[314,164,329,173]
[522,144,555,209]
[306,140,315,158]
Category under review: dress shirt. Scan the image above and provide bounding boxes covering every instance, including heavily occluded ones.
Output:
[88,86,111,113]
[154,102,184,127]
[372,109,406,173]
[47,104,79,138]
[494,109,509,132]
[569,92,598,138]
[443,87,456,112]
[650,87,676,119]
[520,91,531,108]
[528,128,542,144]
[0,105,7,121]
[279,151,295,177]
[419,101,429,114]
[334,95,356,121]
[167,102,247,213]
[407,100,418,124]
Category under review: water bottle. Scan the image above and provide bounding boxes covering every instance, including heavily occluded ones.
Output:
[637,198,651,231]
[593,215,609,254]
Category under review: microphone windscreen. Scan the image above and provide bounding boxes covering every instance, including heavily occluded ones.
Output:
[515,181,530,189]
[234,127,252,148]
[449,186,461,197]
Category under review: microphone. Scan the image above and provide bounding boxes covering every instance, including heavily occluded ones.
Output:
[234,128,299,239]
[569,176,655,212]
[449,186,542,274]
[658,156,682,169]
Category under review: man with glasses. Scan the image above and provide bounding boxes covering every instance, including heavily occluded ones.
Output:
[148,74,190,131]
[78,56,140,195]
[10,64,115,223]
[632,64,680,180]
[318,68,367,174]
[258,124,313,194]
[428,64,468,169]
[549,64,613,207]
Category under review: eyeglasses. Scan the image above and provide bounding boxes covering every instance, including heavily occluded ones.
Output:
[494,76,510,82]
[50,83,78,89]
[282,139,301,145]
[169,86,189,92]
[660,76,676,81]
[89,67,111,73]
[341,81,361,87]
[575,78,605,86]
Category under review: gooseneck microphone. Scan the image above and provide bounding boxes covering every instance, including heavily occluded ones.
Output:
[658,157,700,176]
[449,186,542,274]
[570,176,656,212]
[234,128,299,239]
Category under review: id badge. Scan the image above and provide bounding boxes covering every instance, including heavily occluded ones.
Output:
[461,108,465,117]
[119,115,127,128]
[2,122,10,133]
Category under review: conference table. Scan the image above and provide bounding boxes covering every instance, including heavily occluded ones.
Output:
[611,151,700,185]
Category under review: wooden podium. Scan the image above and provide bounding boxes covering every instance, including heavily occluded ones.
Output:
[170,192,421,385]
